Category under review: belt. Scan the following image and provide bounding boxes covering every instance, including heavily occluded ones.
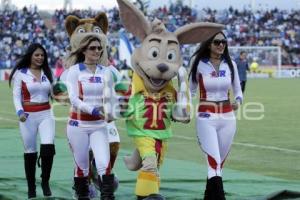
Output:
[23,102,51,112]
[198,100,232,113]
[70,112,104,121]
[200,100,230,105]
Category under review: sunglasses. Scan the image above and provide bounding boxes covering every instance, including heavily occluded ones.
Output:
[212,39,227,46]
[87,46,102,51]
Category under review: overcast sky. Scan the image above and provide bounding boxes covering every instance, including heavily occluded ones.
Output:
[10,0,300,11]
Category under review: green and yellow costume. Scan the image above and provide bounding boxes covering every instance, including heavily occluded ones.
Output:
[123,73,177,196]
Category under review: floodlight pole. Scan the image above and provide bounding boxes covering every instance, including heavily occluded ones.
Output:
[277,46,282,78]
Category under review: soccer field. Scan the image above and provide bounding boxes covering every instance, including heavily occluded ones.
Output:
[0,78,299,199]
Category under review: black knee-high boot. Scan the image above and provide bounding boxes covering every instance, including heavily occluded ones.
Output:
[39,144,55,196]
[210,176,226,200]
[24,152,37,199]
[74,177,90,200]
[99,174,115,200]
[204,178,213,200]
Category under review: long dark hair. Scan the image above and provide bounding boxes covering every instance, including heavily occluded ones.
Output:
[9,43,53,86]
[188,32,235,83]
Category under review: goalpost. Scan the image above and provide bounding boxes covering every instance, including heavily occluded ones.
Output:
[229,46,282,78]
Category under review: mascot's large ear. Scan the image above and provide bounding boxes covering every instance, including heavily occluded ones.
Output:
[175,22,224,44]
[117,0,151,41]
[95,12,109,34]
[65,15,80,37]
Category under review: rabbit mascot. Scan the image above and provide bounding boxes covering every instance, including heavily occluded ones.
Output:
[116,0,224,199]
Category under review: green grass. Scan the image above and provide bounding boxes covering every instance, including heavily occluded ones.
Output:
[1,78,300,181]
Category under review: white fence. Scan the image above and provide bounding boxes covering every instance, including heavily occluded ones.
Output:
[1,66,300,82]
[0,69,11,81]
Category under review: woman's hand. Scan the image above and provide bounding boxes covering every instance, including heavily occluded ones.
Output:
[92,107,104,117]
[231,101,240,111]
[19,113,27,122]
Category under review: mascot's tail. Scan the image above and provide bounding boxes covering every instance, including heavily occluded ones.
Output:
[123,148,142,171]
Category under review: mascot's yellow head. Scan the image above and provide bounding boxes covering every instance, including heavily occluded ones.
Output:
[64,13,109,68]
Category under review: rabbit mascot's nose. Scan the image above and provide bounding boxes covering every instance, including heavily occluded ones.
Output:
[157,63,169,73]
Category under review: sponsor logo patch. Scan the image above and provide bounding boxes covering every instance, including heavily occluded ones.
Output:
[211,70,226,77]
[199,112,210,118]
[109,128,117,136]
[69,120,79,127]
[89,76,102,83]
[219,70,226,77]
[41,76,47,82]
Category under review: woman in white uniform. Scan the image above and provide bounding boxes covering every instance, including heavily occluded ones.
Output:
[9,43,56,199]
[189,32,243,200]
[66,35,116,199]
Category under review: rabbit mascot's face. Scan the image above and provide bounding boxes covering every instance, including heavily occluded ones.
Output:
[117,0,224,92]
[132,20,182,92]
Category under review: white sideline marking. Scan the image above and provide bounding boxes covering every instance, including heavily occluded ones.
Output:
[233,142,300,154]
[0,111,15,116]
[120,129,300,154]
[173,135,300,154]
[1,116,299,154]
[0,117,18,122]
[174,135,195,140]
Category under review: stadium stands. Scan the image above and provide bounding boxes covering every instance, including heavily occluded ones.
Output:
[0,2,299,69]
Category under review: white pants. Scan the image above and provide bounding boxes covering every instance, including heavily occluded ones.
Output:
[196,111,236,178]
[19,109,55,153]
[67,120,110,177]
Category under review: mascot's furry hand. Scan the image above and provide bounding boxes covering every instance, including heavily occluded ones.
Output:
[172,67,191,123]
[52,79,69,104]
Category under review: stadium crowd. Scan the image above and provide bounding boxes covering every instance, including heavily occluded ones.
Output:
[0,1,299,69]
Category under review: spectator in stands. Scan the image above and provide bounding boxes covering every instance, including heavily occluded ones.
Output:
[1,3,300,70]
[54,56,64,80]
[189,32,243,200]
[235,51,249,93]
[8,43,56,199]
[0,55,6,69]
[120,59,129,70]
